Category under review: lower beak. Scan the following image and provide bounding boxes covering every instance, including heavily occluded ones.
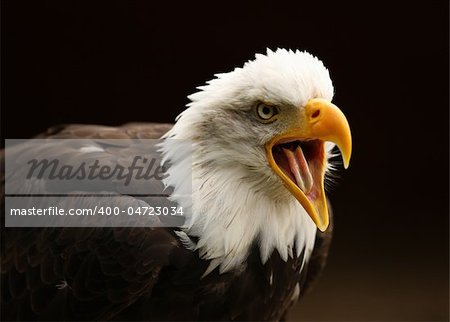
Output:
[266,98,352,231]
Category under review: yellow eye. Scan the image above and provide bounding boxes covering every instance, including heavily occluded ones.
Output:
[256,103,278,121]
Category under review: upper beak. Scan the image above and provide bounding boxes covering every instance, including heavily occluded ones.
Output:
[266,98,352,231]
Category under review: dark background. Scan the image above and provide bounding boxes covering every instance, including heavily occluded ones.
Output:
[2,1,449,321]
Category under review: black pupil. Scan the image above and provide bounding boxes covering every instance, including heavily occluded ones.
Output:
[262,106,271,115]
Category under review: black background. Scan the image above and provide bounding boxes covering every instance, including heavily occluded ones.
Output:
[2,1,449,321]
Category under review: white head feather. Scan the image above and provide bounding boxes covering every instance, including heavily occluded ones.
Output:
[161,48,336,274]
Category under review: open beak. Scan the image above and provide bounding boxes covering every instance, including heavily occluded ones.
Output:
[266,98,352,232]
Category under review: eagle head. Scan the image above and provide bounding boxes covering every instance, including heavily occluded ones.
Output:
[162,48,352,273]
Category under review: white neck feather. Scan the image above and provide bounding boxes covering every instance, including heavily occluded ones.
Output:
[160,134,318,274]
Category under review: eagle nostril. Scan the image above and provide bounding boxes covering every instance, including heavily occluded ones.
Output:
[311,110,320,119]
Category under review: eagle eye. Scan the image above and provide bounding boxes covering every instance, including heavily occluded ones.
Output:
[256,103,278,122]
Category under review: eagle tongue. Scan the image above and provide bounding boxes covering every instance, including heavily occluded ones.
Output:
[282,146,313,194]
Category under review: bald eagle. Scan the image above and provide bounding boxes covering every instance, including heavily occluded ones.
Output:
[1,49,351,321]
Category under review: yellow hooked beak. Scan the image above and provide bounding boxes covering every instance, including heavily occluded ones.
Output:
[266,98,352,231]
